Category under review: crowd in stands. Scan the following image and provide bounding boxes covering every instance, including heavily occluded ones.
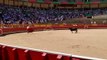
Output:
[0,4,107,24]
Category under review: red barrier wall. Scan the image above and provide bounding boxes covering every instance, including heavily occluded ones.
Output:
[0,44,103,60]
[0,24,107,35]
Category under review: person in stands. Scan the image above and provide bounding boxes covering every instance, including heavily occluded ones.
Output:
[0,3,107,24]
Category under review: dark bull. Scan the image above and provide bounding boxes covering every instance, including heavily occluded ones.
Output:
[69,28,78,33]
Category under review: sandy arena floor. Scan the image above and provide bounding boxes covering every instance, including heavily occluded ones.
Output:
[0,29,107,59]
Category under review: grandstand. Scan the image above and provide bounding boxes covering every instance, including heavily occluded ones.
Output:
[0,0,107,24]
[0,0,107,60]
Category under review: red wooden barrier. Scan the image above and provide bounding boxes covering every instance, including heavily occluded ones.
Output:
[72,58,81,60]
[47,53,62,60]
[0,45,2,60]
[16,49,29,60]
[0,28,27,35]
[6,47,17,60]
[1,46,8,60]
[28,50,47,60]
[62,56,71,60]
[1,24,107,35]
[0,44,105,60]
[0,29,3,35]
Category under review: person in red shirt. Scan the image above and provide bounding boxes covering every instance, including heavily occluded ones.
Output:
[26,25,34,33]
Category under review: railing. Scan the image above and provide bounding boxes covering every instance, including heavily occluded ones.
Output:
[0,43,105,60]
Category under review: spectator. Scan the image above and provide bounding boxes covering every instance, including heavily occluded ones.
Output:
[0,4,107,24]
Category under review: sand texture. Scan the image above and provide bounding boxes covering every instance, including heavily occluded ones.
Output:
[0,29,107,59]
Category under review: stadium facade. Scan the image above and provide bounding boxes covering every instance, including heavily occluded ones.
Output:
[0,0,107,8]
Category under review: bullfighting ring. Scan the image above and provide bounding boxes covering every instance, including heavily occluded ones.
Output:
[0,29,107,59]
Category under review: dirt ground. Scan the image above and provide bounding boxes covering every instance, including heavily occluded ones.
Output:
[0,29,107,59]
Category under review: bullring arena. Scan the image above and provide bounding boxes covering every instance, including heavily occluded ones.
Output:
[0,25,107,60]
[1,0,107,59]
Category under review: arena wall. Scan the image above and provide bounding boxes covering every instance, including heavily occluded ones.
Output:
[0,43,105,60]
[0,24,107,35]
